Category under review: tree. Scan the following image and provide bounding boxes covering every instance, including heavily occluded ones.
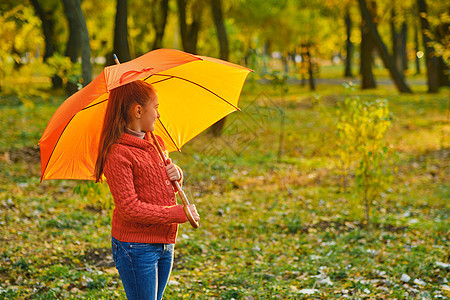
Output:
[344,7,353,77]
[29,0,64,89]
[360,0,376,89]
[211,0,229,61]
[61,0,92,88]
[416,0,440,93]
[209,0,229,137]
[177,0,204,53]
[74,0,91,86]
[62,0,80,63]
[414,16,421,75]
[305,45,315,90]
[358,0,412,93]
[29,0,54,61]
[151,0,169,50]
[390,6,408,75]
[113,0,131,63]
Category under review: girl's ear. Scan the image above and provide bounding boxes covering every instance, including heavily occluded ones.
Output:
[133,104,142,119]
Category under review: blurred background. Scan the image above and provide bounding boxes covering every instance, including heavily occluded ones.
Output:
[0,0,449,299]
[0,0,448,100]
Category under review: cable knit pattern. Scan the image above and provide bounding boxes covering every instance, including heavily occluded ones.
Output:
[104,133,187,244]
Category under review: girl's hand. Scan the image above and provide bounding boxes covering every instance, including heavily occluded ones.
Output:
[165,159,182,181]
[188,204,200,222]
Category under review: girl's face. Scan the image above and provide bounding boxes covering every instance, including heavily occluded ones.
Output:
[139,98,160,132]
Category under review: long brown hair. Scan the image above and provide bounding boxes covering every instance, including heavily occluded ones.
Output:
[94,80,158,182]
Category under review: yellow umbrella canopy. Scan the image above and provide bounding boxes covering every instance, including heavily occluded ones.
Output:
[39,49,252,181]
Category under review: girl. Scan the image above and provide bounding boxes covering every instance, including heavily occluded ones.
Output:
[94,80,200,300]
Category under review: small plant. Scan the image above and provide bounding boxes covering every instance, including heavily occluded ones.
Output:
[46,54,81,93]
[268,70,289,97]
[73,181,114,219]
[335,95,394,229]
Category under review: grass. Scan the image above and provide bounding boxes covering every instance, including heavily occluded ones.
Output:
[0,79,449,299]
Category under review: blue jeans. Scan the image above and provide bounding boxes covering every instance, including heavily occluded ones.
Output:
[112,237,174,300]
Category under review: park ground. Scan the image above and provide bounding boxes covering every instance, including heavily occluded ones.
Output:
[0,68,449,299]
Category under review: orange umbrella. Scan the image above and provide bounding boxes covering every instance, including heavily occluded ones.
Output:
[39,49,251,181]
[39,49,251,228]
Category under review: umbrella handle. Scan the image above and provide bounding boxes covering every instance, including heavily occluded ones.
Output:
[150,132,199,229]
[175,181,200,229]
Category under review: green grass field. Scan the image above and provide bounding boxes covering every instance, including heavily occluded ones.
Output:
[0,79,448,299]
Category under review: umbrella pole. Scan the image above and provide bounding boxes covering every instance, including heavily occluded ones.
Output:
[150,132,199,229]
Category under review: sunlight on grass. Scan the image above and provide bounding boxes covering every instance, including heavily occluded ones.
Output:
[0,83,448,299]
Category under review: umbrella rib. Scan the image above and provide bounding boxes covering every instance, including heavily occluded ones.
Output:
[143,74,173,84]
[149,74,241,111]
[157,118,181,152]
[82,99,108,111]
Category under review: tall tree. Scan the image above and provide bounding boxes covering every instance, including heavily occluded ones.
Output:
[358,0,412,93]
[359,0,376,89]
[177,0,204,53]
[211,0,229,61]
[390,7,401,73]
[416,0,439,93]
[305,45,315,91]
[29,0,54,61]
[61,0,92,88]
[75,0,91,86]
[151,0,169,50]
[30,0,64,88]
[113,0,131,62]
[400,22,408,72]
[414,16,421,74]
[209,0,229,137]
[390,6,408,75]
[344,7,353,77]
[62,0,80,63]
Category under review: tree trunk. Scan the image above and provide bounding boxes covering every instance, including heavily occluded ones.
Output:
[211,0,229,60]
[390,8,408,73]
[30,0,62,89]
[61,0,92,90]
[306,46,315,91]
[209,0,229,137]
[114,0,131,62]
[416,0,439,93]
[360,0,376,89]
[360,22,376,89]
[62,0,81,63]
[151,0,169,50]
[75,0,92,86]
[437,58,449,87]
[401,22,408,72]
[358,0,412,93]
[414,18,421,75]
[177,0,203,53]
[30,0,55,62]
[390,8,404,75]
[344,9,353,77]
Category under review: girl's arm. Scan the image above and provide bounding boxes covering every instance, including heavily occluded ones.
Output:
[104,149,187,225]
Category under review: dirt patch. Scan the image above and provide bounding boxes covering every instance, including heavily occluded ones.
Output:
[1,146,41,164]
[297,219,409,234]
[82,247,114,268]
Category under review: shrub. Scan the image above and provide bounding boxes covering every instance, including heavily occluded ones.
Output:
[335,95,394,228]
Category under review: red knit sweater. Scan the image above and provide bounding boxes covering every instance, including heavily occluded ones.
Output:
[104,133,187,244]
